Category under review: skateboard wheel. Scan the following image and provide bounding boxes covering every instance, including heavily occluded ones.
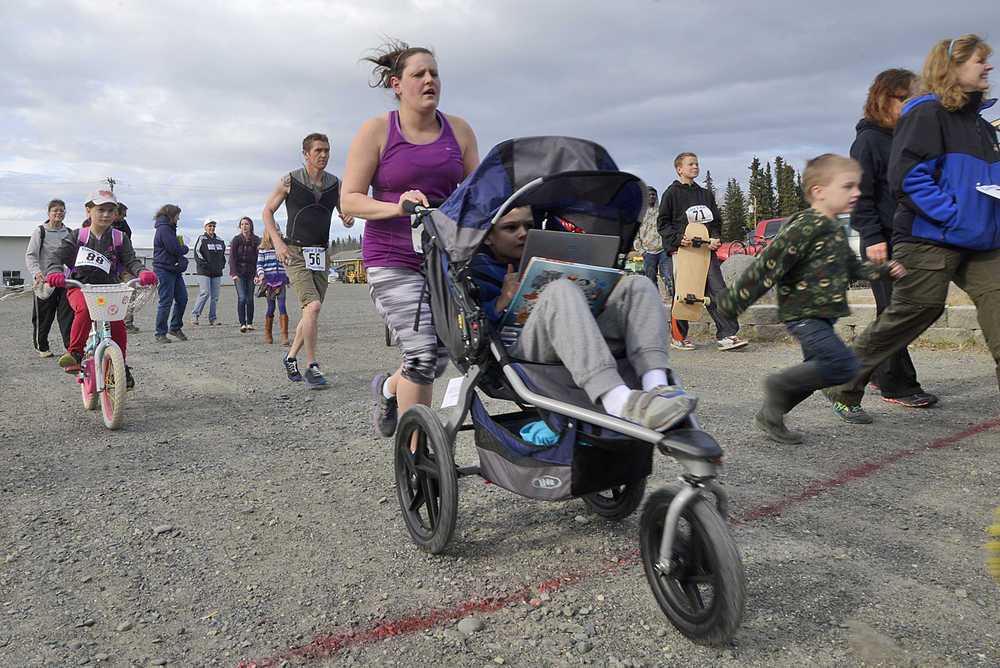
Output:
[704,296,712,306]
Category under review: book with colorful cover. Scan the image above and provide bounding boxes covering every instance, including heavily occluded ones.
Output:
[498,257,624,345]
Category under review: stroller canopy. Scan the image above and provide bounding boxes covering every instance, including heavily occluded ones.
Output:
[430,136,648,263]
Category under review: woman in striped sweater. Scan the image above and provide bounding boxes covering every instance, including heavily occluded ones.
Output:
[256,227,291,345]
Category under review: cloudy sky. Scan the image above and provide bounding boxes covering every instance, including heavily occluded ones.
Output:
[1,0,994,247]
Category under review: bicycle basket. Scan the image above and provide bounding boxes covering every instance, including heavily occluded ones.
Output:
[81,284,134,321]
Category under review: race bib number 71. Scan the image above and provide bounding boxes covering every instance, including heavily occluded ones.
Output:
[685,205,714,224]
[75,246,111,273]
[303,246,326,272]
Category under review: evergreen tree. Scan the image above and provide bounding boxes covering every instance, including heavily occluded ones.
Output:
[747,157,764,225]
[721,178,748,241]
[796,173,809,209]
[762,161,777,218]
[774,156,800,216]
[704,170,716,201]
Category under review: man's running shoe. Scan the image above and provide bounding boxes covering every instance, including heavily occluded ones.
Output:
[371,372,398,437]
[304,362,327,388]
[671,339,695,351]
[283,355,303,382]
[717,335,749,351]
[168,329,188,341]
[59,350,83,374]
[125,365,135,391]
[882,392,937,408]
[154,334,171,343]
[830,401,873,424]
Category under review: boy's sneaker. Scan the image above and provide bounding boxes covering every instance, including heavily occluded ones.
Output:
[304,362,327,388]
[371,372,398,437]
[620,388,697,432]
[671,339,695,351]
[830,401,873,424]
[169,329,188,341]
[59,350,83,373]
[283,355,302,382]
[125,365,135,391]
[717,335,749,351]
[154,334,171,343]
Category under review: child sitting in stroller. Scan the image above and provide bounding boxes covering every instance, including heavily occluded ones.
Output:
[469,205,696,432]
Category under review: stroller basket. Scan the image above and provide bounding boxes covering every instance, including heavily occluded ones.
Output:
[471,396,652,501]
[80,284,134,321]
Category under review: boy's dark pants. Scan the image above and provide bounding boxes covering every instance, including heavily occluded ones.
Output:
[671,254,739,341]
[864,240,923,398]
[762,318,857,421]
[827,242,1000,406]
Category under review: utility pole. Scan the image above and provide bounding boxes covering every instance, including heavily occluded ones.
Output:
[105,176,116,193]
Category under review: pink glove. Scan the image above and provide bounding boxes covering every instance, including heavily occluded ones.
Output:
[138,270,157,286]
[46,272,66,288]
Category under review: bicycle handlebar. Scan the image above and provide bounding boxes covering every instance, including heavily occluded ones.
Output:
[63,278,142,290]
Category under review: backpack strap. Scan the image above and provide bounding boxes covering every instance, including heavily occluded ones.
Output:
[38,224,45,246]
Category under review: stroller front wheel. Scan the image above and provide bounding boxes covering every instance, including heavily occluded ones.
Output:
[639,485,745,645]
[394,405,458,554]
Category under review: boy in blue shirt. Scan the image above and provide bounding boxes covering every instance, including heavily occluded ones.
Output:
[469,206,695,432]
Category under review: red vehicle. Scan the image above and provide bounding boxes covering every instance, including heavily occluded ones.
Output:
[716,217,789,261]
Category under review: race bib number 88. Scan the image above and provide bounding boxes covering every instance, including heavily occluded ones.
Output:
[685,205,714,224]
[303,246,325,272]
[75,246,111,273]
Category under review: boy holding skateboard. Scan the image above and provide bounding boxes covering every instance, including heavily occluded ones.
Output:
[716,154,906,443]
[658,152,747,351]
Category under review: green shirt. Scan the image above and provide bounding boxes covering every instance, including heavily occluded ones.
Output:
[716,208,891,323]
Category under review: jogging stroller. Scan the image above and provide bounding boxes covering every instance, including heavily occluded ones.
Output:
[395,136,745,644]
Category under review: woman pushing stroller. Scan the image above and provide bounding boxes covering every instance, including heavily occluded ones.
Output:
[469,205,697,431]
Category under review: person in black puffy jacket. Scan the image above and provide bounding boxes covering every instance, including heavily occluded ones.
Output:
[850,68,937,408]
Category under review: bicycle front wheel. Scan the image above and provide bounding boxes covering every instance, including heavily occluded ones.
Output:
[98,346,127,430]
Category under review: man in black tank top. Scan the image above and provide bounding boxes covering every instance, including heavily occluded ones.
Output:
[262,132,354,388]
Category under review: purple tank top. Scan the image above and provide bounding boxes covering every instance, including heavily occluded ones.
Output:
[365,110,464,269]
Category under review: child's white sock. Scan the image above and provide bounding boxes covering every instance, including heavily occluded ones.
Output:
[382,378,395,399]
[641,369,668,391]
[600,384,632,417]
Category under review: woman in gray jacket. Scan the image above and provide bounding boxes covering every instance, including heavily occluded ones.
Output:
[24,199,73,357]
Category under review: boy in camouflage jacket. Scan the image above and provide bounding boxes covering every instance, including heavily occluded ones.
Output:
[717,154,906,442]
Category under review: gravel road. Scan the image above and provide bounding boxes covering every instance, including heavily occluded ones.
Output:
[1,284,998,667]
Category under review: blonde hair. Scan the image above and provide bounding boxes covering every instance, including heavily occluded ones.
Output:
[802,154,860,203]
[674,152,697,170]
[259,226,274,250]
[921,34,993,111]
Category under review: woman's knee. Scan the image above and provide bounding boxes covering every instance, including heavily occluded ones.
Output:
[401,354,439,386]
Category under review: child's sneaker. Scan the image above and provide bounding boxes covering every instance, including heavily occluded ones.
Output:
[671,339,695,351]
[283,355,303,382]
[125,365,135,391]
[304,362,327,388]
[59,350,83,373]
[717,335,749,351]
[371,372,398,437]
[830,401,873,424]
[620,388,696,432]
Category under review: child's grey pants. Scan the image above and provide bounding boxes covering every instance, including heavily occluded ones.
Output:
[510,275,671,403]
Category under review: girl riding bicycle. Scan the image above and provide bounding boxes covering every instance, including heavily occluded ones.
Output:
[47,189,157,387]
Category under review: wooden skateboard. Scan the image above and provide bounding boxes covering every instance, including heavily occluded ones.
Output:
[672,222,718,321]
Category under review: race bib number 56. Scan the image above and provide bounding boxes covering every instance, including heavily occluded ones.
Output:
[685,205,714,224]
[303,246,325,272]
[75,246,111,273]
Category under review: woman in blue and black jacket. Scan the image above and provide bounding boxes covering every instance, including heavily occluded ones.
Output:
[827,34,1000,417]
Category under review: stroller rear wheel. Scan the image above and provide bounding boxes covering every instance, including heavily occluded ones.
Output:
[394,405,458,554]
[639,485,745,645]
[581,478,646,520]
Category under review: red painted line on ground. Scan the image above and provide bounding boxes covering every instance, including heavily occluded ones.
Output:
[239,416,1000,667]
